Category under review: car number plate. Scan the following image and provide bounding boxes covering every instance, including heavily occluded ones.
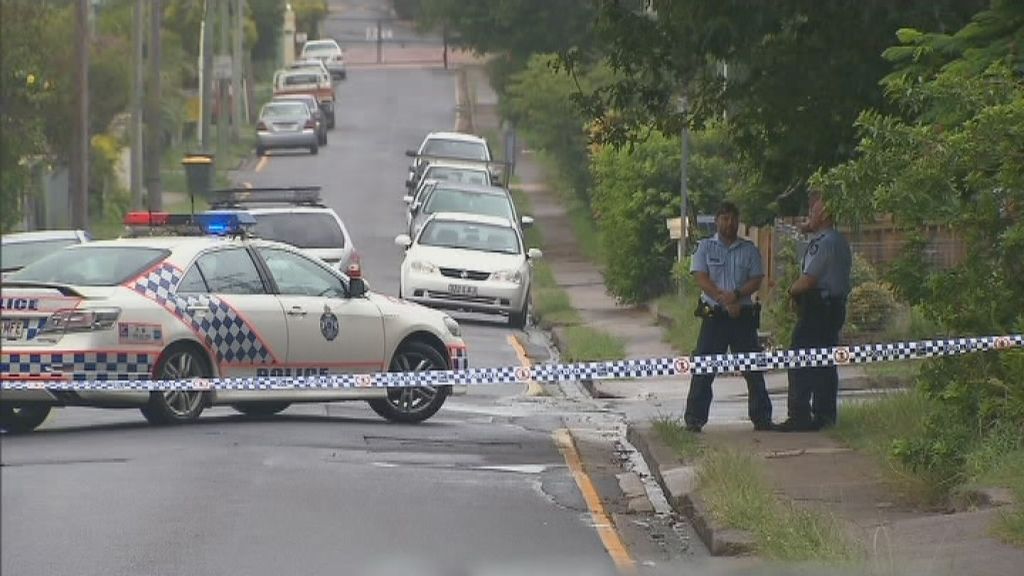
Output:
[1,319,25,341]
[448,284,478,297]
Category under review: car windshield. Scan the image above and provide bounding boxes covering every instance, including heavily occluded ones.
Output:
[261,102,308,119]
[423,189,513,220]
[251,213,345,249]
[422,167,490,186]
[6,246,168,286]
[421,139,488,161]
[303,43,339,56]
[419,221,520,254]
[0,238,81,271]
[282,73,320,86]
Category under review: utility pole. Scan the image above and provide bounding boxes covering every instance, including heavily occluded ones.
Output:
[130,0,145,209]
[70,0,90,230]
[201,0,214,150]
[678,96,690,262]
[376,19,383,64]
[218,0,229,157]
[145,0,163,211]
[231,0,244,143]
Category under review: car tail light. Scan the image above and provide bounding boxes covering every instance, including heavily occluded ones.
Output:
[257,121,268,131]
[347,263,362,279]
[124,212,169,226]
[304,119,316,130]
[39,308,121,334]
[334,54,343,61]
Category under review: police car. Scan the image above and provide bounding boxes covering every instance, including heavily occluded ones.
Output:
[0,212,467,433]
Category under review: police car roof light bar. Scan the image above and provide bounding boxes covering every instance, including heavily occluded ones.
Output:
[208,186,323,207]
[195,211,257,236]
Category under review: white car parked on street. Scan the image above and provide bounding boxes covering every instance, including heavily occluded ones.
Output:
[0,212,467,433]
[395,212,541,328]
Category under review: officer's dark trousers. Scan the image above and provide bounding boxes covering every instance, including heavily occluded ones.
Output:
[684,309,772,428]
[786,293,847,424]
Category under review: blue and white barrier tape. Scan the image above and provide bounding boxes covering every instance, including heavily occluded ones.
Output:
[1,334,1020,391]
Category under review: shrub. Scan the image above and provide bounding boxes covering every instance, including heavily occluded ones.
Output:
[846,281,897,335]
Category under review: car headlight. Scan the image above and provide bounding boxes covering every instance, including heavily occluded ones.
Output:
[39,307,121,334]
[410,260,437,274]
[443,316,461,337]
[491,269,523,284]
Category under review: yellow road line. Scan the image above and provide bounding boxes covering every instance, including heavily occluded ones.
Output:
[506,334,545,396]
[255,156,268,173]
[554,429,637,575]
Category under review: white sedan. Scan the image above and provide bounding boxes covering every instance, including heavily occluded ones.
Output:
[395,212,542,328]
[0,213,467,433]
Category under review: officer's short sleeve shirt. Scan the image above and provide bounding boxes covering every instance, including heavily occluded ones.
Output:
[802,229,852,298]
[691,234,764,306]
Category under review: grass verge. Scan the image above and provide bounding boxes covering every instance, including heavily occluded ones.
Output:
[700,447,860,562]
[974,450,1024,545]
[655,418,859,561]
[654,294,701,354]
[559,325,625,362]
[652,416,702,460]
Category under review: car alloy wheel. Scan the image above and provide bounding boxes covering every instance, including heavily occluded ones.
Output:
[367,341,450,423]
[141,345,209,425]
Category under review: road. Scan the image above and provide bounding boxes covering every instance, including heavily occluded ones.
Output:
[0,2,708,575]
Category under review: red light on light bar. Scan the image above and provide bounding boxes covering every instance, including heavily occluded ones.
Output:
[124,212,170,226]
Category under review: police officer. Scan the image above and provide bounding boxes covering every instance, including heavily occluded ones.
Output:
[684,201,772,432]
[776,189,852,432]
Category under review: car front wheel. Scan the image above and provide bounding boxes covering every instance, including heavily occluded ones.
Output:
[0,405,52,433]
[141,344,209,426]
[368,341,450,423]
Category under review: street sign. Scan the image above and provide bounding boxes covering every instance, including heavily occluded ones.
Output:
[212,55,232,80]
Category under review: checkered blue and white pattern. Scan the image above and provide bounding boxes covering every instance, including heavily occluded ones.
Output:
[128,262,275,364]
[1,352,155,382]
[3,333,1020,391]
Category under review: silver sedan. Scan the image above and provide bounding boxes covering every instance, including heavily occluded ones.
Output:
[255,101,319,156]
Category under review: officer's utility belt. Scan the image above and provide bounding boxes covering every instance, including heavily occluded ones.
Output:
[798,291,847,308]
[694,300,761,321]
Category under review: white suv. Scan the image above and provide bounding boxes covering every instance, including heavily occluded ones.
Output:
[209,187,358,272]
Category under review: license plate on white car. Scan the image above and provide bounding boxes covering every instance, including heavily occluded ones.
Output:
[2,319,25,341]
[448,284,477,297]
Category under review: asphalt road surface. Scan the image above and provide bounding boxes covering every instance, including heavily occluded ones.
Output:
[0,2,711,575]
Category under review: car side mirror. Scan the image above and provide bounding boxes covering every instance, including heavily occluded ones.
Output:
[527,248,543,260]
[405,150,418,158]
[520,216,534,228]
[403,195,414,204]
[349,277,367,298]
[394,234,412,248]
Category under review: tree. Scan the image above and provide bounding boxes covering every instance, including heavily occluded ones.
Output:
[815,0,1023,480]
[0,1,61,232]
[416,0,596,93]
[574,0,985,220]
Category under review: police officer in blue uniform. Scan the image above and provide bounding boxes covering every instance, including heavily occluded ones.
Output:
[684,201,772,432]
[776,189,852,432]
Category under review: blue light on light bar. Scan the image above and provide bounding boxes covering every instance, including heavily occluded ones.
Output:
[196,211,257,235]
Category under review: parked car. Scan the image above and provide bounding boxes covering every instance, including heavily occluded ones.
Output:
[273,68,335,128]
[300,39,347,80]
[0,212,467,433]
[272,93,327,146]
[405,181,533,238]
[256,100,319,156]
[1,229,92,278]
[404,160,492,196]
[395,212,541,328]
[208,187,358,272]
[405,132,498,190]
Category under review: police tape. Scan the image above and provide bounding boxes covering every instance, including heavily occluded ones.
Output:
[1,334,1020,391]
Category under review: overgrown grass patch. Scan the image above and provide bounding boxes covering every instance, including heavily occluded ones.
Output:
[533,287,581,327]
[655,294,701,354]
[652,417,702,460]
[560,325,625,362]
[533,150,603,265]
[700,447,860,562]
[971,446,1024,546]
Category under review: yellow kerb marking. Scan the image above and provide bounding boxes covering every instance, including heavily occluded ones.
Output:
[243,182,253,189]
[255,156,269,173]
[506,334,544,396]
[554,428,636,575]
